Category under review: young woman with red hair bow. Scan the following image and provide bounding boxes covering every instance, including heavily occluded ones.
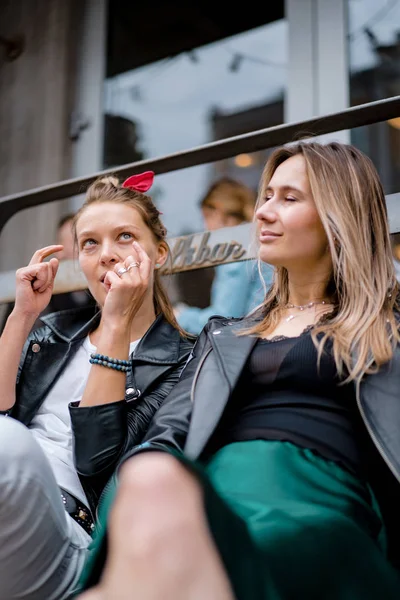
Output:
[0,172,193,600]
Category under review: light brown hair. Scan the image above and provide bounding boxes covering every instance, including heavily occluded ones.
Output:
[200,177,256,223]
[73,175,191,339]
[245,142,400,384]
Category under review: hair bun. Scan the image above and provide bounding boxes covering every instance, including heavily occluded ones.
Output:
[98,175,120,187]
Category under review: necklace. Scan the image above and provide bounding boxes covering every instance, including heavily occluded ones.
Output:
[285,300,332,323]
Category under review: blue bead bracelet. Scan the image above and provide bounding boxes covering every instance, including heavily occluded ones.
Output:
[89,353,130,372]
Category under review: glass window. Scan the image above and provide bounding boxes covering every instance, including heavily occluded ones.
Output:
[348,0,400,194]
[103,19,287,237]
[103,10,286,315]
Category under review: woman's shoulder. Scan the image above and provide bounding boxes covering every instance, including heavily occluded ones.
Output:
[179,334,196,355]
[137,314,195,364]
[203,308,264,333]
[25,305,100,345]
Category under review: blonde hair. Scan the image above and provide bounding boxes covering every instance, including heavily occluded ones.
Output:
[73,175,191,339]
[200,178,256,223]
[245,142,400,384]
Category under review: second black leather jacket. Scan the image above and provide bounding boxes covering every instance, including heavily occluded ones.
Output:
[9,305,193,513]
[120,313,400,566]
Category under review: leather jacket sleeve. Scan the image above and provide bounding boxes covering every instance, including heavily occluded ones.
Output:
[0,329,44,417]
[117,326,211,467]
[69,340,193,504]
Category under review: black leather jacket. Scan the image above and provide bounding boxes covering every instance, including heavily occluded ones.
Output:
[121,313,400,566]
[6,306,193,514]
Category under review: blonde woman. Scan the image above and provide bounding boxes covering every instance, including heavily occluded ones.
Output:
[79,144,400,599]
[0,171,193,600]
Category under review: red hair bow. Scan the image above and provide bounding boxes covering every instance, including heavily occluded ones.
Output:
[122,171,154,193]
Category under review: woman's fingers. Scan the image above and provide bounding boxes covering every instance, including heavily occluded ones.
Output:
[22,247,62,294]
[24,257,59,293]
[113,260,129,279]
[18,263,46,287]
[104,245,152,305]
[32,263,52,293]
[28,245,64,266]
[132,241,152,282]
[113,257,142,287]
[124,255,142,282]
[49,257,60,281]
[36,258,60,293]
[104,270,120,292]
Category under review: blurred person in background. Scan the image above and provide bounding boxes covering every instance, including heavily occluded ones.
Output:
[0,171,193,600]
[43,213,96,314]
[174,178,273,334]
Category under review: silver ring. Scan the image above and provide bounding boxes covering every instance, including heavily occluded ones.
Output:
[127,262,140,271]
[117,267,128,276]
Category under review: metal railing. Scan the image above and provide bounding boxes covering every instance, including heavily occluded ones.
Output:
[0,95,399,303]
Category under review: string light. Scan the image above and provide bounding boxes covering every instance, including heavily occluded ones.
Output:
[226,47,286,72]
[126,44,287,103]
[348,0,400,42]
[235,154,254,167]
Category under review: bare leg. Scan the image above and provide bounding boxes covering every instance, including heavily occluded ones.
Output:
[78,453,235,600]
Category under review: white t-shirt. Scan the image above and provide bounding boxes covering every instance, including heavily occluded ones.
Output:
[29,335,140,505]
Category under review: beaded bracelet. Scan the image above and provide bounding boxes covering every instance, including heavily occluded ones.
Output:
[89,353,130,372]
[90,353,130,366]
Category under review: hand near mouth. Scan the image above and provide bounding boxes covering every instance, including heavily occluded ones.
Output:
[101,241,152,329]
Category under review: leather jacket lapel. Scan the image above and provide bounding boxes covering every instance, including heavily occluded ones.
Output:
[14,339,82,425]
[129,315,185,398]
[185,322,257,459]
[209,323,258,393]
[40,306,100,342]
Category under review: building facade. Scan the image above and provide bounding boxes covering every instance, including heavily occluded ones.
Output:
[0,0,399,274]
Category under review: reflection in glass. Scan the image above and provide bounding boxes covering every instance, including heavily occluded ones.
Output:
[103,20,287,237]
[348,0,400,194]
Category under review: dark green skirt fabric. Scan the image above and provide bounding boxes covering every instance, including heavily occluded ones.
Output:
[77,440,400,599]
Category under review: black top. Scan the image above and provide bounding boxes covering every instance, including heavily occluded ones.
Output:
[209,326,363,475]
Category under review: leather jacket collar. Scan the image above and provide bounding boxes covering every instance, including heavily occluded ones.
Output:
[133,313,183,365]
[40,305,101,342]
[14,306,190,427]
[40,306,182,365]
[206,318,258,393]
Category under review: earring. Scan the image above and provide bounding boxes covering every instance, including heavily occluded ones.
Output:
[155,263,162,268]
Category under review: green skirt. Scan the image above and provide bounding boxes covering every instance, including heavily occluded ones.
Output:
[78,440,400,599]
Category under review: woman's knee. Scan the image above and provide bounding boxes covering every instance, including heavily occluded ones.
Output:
[110,453,206,561]
[119,452,203,508]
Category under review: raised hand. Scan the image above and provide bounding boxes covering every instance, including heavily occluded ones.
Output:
[13,245,63,319]
[101,241,152,328]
